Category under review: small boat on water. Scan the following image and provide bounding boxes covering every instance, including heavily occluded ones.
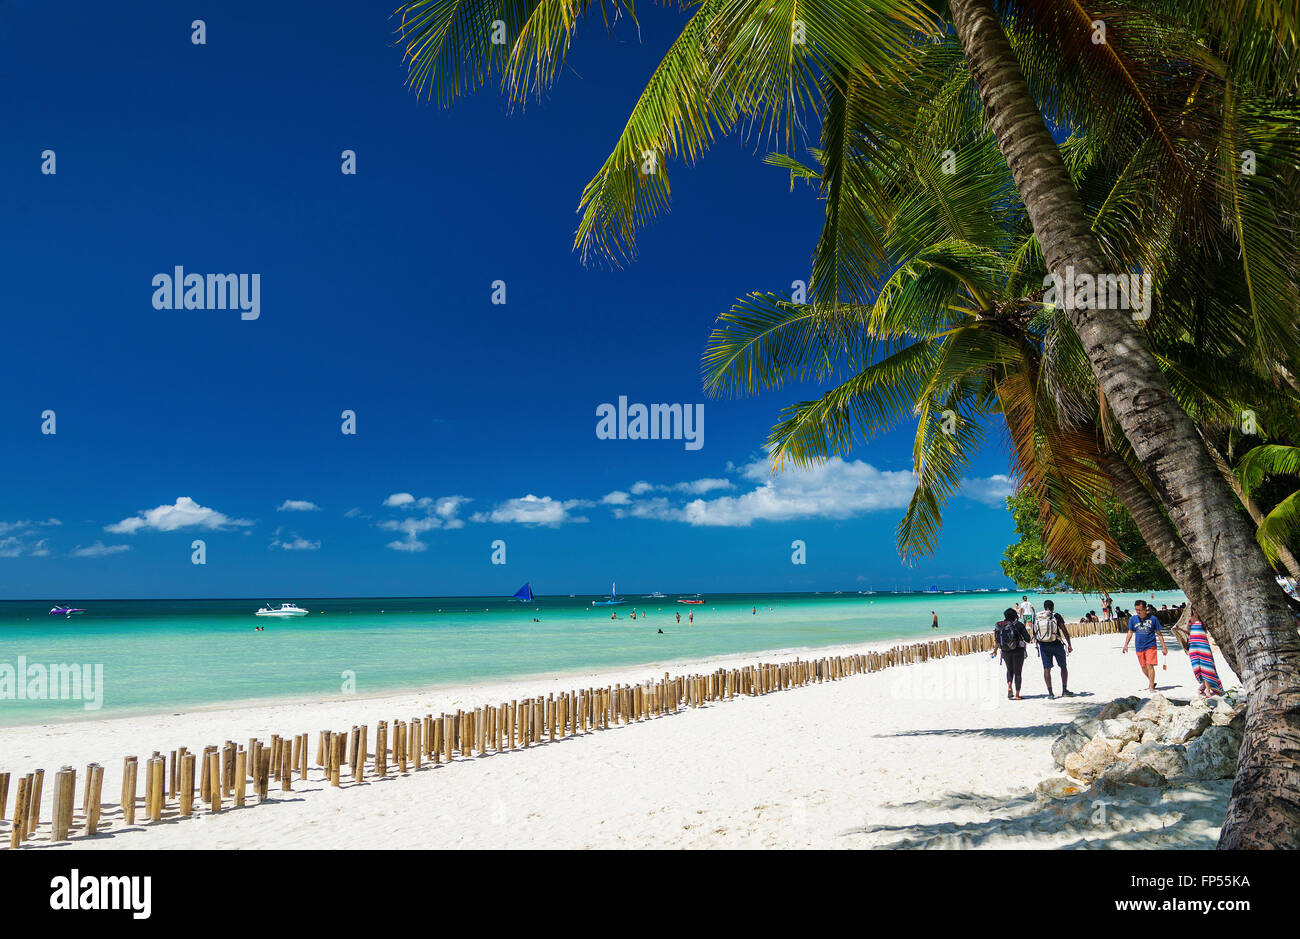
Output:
[645,592,667,599]
[677,598,704,605]
[255,602,308,617]
[50,605,86,616]
[592,583,625,607]
[508,582,534,602]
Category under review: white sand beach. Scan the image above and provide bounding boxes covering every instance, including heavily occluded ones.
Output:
[1,630,1239,850]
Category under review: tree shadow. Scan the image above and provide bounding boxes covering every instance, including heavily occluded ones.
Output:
[835,780,1230,850]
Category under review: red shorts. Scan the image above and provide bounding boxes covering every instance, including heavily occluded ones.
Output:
[1136,648,1159,667]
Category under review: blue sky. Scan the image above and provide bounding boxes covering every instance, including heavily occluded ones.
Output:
[0,0,1017,599]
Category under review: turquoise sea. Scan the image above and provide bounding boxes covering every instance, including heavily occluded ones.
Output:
[0,590,1188,725]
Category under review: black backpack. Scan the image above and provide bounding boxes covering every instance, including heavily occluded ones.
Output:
[995,620,1021,653]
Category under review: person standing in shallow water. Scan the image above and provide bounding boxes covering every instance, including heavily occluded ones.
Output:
[991,607,1032,700]
[931,611,939,630]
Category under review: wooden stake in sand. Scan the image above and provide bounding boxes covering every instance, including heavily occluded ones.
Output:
[180,753,196,817]
[208,752,222,814]
[117,758,135,826]
[51,767,74,842]
[26,768,44,837]
[0,772,8,822]
[85,763,103,836]
[234,749,246,807]
[10,776,30,848]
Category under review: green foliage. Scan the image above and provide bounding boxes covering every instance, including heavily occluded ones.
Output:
[999,491,1069,591]
[1000,490,1175,592]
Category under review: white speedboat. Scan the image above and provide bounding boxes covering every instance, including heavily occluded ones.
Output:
[645,592,667,599]
[255,602,308,617]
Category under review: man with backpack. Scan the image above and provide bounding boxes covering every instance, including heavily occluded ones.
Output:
[992,607,1033,700]
[1032,599,1073,699]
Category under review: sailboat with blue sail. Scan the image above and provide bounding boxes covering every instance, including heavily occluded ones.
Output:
[592,582,625,607]
[508,582,534,602]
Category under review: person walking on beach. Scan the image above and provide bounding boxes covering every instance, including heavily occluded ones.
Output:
[1122,599,1168,692]
[1101,593,1112,622]
[1032,599,1073,698]
[1021,595,1036,621]
[992,607,1032,700]
[931,611,939,630]
[1185,609,1224,696]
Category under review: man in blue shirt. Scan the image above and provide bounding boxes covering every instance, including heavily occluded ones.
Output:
[1122,599,1168,692]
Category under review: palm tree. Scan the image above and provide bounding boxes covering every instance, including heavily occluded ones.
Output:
[701,133,1251,674]
[1237,445,1300,569]
[392,0,1300,846]
[944,0,1300,847]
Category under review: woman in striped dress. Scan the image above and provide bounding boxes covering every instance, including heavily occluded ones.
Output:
[1186,608,1224,696]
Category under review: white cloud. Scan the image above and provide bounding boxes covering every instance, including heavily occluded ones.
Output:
[672,477,733,495]
[105,497,253,534]
[471,495,591,527]
[270,533,320,551]
[73,541,131,558]
[277,499,319,512]
[0,518,60,535]
[378,495,470,550]
[0,519,61,557]
[601,490,631,505]
[959,474,1016,506]
[606,458,1014,527]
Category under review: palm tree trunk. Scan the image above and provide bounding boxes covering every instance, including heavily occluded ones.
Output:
[948,0,1300,848]
[1103,456,1240,677]
[1202,435,1300,580]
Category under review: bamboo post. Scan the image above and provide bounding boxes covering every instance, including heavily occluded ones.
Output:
[51,767,73,841]
[180,753,196,816]
[223,742,235,795]
[120,758,136,825]
[84,764,103,836]
[0,772,8,822]
[257,750,270,802]
[25,768,44,836]
[412,719,422,770]
[199,746,212,804]
[356,726,367,781]
[234,749,246,807]
[10,776,30,847]
[151,756,166,821]
[169,750,178,800]
[208,752,222,814]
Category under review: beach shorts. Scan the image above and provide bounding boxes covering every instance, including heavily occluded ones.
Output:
[1136,648,1159,667]
[1038,641,1066,669]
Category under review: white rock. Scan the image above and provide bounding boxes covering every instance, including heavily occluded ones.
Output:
[1135,694,1170,723]
[1185,726,1241,780]
[1163,709,1212,745]
[1064,736,1120,782]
